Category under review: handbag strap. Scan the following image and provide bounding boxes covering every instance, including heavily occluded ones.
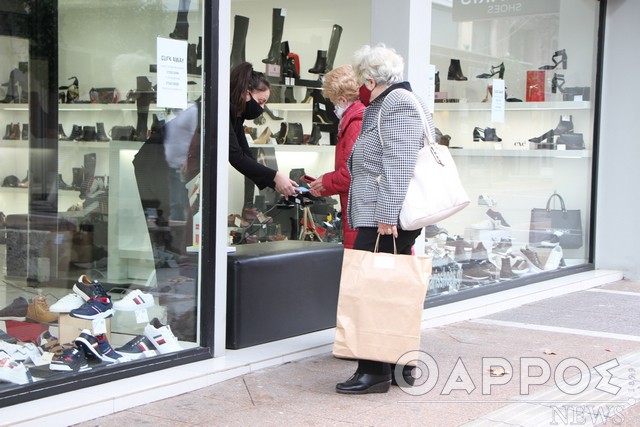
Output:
[546,193,567,212]
[376,89,445,167]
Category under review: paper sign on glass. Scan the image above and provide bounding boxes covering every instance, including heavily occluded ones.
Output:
[491,79,505,123]
[157,37,188,109]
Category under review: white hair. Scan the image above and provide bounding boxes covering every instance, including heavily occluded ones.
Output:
[352,43,404,85]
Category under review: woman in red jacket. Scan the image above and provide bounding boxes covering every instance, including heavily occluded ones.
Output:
[309,65,364,249]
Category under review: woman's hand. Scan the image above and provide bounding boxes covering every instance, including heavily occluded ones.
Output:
[274,171,297,197]
[309,174,325,197]
[377,222,398,238]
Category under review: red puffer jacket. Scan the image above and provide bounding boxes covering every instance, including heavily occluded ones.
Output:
[320,100,365,249]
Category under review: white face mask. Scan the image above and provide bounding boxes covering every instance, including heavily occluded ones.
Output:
[334,101,351,120]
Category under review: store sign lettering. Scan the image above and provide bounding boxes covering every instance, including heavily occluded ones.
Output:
[453,0,559,21]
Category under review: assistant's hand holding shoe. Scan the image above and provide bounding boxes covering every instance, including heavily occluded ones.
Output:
[273,171,297,197]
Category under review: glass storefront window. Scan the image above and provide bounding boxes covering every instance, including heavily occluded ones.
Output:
[0,0,204,393]
[428,0,598,295]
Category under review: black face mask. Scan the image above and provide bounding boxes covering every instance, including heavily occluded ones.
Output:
[241,94,264,120]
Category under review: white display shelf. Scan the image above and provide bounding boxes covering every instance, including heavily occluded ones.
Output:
[1,104,166,112]
[248,143,335,153]
[434,101,591,112]
[449,148,591,158]
[266,103,313,113]
[58,140,144,149]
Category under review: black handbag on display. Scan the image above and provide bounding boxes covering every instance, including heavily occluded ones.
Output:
[276,122,304,145]
[109,125,136,141]
[529,192,583,249]
[557,133,585,150]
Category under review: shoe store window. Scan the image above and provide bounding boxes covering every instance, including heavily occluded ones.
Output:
[0,0,209,401]
[427,0,600,297]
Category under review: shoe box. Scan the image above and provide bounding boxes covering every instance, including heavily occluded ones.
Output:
[58,314,111,344]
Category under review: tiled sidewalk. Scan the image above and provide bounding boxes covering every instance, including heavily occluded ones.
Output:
[75,280,640,427]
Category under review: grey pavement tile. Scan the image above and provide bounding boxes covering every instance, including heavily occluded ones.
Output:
[599,280,640,293]
[72,410,193,427]
[195,405,362,427]
[481,291,640,336]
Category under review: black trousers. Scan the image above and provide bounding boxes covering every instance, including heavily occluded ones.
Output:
[352,226,422,375]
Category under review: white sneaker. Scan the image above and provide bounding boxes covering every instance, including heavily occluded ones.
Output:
[5,343,41,364]
[113,289,155,312]
[50,293,84,313]
[541,245,563,271]
[0,357,32,385]
[144,318,182,354]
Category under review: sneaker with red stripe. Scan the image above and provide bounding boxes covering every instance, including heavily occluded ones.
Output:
[113,289,155,312]
[144,318,182,354]
[69,297,114,320]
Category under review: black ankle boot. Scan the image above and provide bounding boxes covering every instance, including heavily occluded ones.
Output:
[308,50,328,74]
[324,24,343,74]
[230,15,249,69]
[435,71,440,92]
[448,59,467,81]
[484,128,502,142]
[58,124,68,140]
[336,372,391,394]
[305,124,321,145]
[96,122,110,142]
[80,153,96,199]
[79,125,96,141]
[2,124,11,139]
[284,86,296,104]
[64,124,82,141]
[21,124,28,140]
[263,8,285,65]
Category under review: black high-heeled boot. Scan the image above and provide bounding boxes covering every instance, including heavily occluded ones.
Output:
[553,115,574,135]
[447,59,467,81]
[80,153,96,199]
[308,50,328,74]
[284,86,297,104]
[230,15,249,69]
[324,24,343,74]
[169,0,190,40]
[135,76,154,141]
[71,167,84,191]
[529,129,555,143]
[305,124,321,145]
[262,8,285,65]
[21,124,28,140]
[477,62,505,79]
[539,49,567,70]
[187,43,200,74]
[551,73,565,94]
[435,71,440,92]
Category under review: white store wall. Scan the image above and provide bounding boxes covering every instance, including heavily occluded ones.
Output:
[595,0,640,279]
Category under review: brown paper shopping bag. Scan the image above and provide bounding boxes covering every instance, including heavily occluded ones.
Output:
[333,248,432,364]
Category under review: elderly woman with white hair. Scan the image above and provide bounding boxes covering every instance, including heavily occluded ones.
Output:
[336,44,436,395]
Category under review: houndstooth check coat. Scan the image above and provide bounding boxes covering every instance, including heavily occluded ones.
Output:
[347,81,435,229]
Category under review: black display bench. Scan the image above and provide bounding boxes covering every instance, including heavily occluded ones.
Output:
[226,240,343,349]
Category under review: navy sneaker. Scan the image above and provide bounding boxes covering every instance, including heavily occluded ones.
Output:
[69,297,114,320]
[75,330,125,363]
[49,345,90,372]
[72,274,109,301]
[0,328,17,344]
[115,335,157,360]
[0,296,28,321]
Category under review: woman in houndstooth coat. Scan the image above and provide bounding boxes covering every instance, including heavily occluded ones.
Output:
[336,44,435,395]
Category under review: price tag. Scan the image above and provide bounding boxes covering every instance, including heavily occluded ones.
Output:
[373,255,395,270]
[135,308,150,324]
[35,352,54,366]
[93,318,107,335]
